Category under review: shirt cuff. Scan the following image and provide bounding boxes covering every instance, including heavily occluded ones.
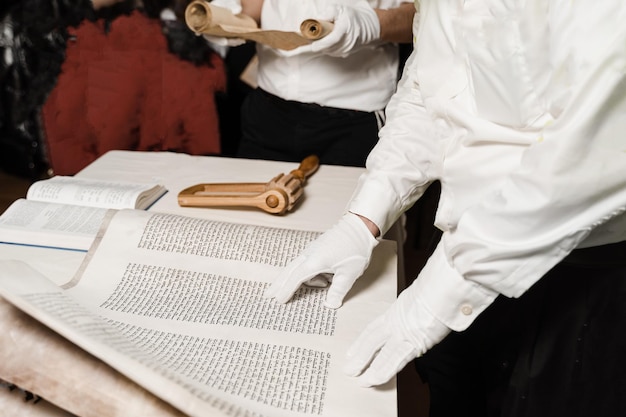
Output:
[348,175,404,236]
[412,242,499,331]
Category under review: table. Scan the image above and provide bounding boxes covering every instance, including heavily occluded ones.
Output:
[0,150,403,416]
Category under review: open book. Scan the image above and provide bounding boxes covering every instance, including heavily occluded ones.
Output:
[0,209,397,417]
[0,176,167,251]
[25,176,166,210]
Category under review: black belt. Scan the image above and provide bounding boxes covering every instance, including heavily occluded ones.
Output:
[256,88,370,117]
[562,240,626,267]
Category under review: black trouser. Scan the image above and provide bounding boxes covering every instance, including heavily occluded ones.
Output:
[237,88,382,167]
[415,240,626,417]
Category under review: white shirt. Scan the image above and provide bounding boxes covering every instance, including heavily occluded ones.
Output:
[256,0,412,112]
[349,0,626,331]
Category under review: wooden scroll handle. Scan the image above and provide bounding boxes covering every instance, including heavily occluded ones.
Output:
[178,183,291,215]
[289,155,320,183]
[177,155,319,215]
[185,0,257,33]
[299,19,334,40]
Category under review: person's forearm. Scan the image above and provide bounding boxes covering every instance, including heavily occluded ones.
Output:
[91,0,123,10]
[375,2,416,44]
[353,213,381,237]
[241,0,263,25]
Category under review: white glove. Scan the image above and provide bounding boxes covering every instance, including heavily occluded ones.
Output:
[264,212,379,308]
[200,0,246,53]
[278,1,380,58]
[202,34,246,47]
[210,0,242,15]
[344,280,452,387]
[200,34,245,59]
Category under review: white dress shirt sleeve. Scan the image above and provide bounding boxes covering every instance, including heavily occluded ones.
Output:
[348,45,443,235]
[350,1,626,332]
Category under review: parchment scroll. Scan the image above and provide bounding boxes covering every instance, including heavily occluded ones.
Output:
[185,0,334,50]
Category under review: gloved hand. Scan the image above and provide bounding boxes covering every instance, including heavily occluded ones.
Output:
[278,1,380,58]
[264,212,379,308]
[202,34,246,47]
[209,0,242,15]
[200,0,246,52]
[344,280,451,387]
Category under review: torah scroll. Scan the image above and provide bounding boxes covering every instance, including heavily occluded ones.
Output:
[185,0,333,50]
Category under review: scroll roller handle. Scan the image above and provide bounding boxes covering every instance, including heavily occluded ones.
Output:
[290,155,320,183]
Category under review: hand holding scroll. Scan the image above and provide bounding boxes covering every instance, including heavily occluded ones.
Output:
[279,1,380,57]
[185,0,335,50]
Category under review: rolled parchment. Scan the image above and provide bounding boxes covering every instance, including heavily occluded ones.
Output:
[184,0,257,34]
[184,0,334,50]
[299,19,334,40]
[0,299,187,417]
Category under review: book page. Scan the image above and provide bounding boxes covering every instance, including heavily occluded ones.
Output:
[26,176,166,210]
[0,210,397,417]
[0,199,107,251]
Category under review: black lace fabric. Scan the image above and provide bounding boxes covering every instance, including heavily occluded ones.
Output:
[0,0,94,179]
[0,0,215,179]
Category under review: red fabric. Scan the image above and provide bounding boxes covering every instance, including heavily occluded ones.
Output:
[42,11,226,175]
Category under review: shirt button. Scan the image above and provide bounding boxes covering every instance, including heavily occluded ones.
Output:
[461,305,473,315]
